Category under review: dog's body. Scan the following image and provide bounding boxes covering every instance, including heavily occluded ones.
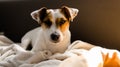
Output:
[21,6,79,54]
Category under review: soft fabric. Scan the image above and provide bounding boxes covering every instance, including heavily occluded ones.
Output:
[0,35,120,67]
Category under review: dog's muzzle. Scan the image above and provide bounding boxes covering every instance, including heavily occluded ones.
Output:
[51,32,60,43]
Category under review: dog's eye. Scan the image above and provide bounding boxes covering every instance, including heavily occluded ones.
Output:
[44,20,52,27]
[60,20,66,25]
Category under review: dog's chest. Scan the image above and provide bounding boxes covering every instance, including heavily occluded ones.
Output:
[47,43,69,53]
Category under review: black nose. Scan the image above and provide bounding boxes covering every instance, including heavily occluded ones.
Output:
[51,33,60,41]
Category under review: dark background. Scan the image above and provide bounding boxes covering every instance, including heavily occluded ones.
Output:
[0,0,120,50]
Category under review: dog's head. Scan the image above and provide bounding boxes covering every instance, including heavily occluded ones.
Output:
[31,6,79,43]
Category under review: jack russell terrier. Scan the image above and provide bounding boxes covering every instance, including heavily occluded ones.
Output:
[21,6,79,54]
[20,6,78,64]
[0,6,79,66]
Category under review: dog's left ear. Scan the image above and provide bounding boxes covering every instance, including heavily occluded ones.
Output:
[31,7,47,24]
[61,6,79,22]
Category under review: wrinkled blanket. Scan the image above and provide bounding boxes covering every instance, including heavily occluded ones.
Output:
[0,35,120,67]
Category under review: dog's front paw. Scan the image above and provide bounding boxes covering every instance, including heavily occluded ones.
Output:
[49,53,68,60]
[43,50,52,58]
[25,50,52,64]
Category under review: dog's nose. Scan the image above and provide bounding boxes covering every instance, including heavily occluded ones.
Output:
[51,33,60,41]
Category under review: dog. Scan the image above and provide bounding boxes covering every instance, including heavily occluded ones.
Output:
[0,6,79,67]
[19,6,78,64]
[0,6,95,67]
[21,6,79,54]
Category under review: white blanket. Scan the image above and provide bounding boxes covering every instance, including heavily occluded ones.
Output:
[0,35,120,67]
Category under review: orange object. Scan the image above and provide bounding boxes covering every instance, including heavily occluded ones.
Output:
[102,52,120,67]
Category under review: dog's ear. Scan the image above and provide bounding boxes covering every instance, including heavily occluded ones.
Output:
[61,6,79,22]
[31,7,47,23]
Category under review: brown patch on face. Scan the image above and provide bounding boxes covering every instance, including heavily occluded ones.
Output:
[41,11,53,29]
[42,19,52,29]
[56,18,70,32]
